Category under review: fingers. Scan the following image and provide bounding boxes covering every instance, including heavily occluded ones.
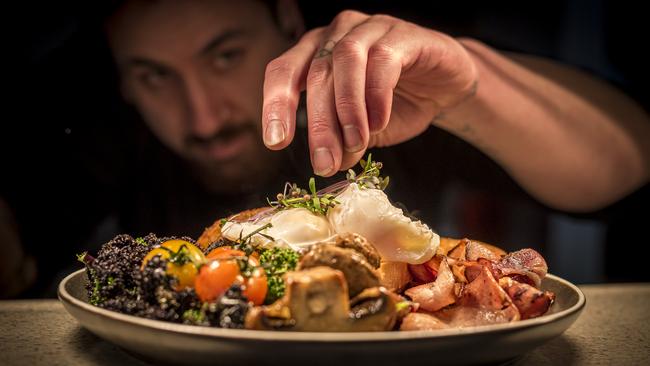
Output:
[263,11,410,176]
[365,27,404,133]
[332,17,394,170]
[306,11,369,176]
[262,28,323,150]
[306,48,341,176]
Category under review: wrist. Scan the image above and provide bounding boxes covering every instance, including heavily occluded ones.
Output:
[431,38,494,143]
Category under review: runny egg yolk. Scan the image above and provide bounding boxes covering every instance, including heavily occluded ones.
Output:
[326,183,439,264]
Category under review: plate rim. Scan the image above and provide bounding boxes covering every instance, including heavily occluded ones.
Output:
[58,268,585,343]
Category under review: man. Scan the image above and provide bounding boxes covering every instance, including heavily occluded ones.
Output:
[105,0,649,210]
[3,0,648,297]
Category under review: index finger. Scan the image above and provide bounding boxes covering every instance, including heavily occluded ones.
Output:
[262,28,323,150]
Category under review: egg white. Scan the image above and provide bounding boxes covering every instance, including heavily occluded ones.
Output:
[220,208,334,250]
[221,183,438,264]
[326,183,439,264]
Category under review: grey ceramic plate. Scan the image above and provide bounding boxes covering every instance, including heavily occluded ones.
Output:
[59,269,584,366]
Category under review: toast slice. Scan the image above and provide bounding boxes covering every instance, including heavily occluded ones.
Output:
[196,207,272,250]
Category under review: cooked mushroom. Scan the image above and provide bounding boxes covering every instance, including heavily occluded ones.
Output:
[324,232,382,268]
[348,287,400,331]
[297,243,380,297]
[245,266,398,331]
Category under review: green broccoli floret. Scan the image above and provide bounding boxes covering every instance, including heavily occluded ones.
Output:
[258,247,299,304]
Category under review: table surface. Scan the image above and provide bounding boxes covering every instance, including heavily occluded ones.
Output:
[1,284,649,366]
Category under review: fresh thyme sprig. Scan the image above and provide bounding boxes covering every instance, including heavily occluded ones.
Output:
[346,153,390,190]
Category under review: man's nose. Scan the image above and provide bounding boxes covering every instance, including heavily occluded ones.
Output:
[183,77,230,138]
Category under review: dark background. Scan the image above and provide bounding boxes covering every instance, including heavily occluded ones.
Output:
[5,0,649,297]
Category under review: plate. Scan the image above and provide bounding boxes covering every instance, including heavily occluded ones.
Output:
[58,269,584,365]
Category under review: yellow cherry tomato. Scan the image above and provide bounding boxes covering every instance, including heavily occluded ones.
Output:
[141,239,206,289]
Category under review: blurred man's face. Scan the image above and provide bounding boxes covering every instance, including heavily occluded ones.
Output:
[106,0,299,190]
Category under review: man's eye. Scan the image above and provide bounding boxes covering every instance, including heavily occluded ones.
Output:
[138,69,170,89]
[212,49,244,71]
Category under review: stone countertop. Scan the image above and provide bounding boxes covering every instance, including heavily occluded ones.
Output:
[1,284,649,366]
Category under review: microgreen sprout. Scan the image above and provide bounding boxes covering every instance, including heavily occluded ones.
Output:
[266,153,388,216]
[346,153,390,190]
[267,178,339,215]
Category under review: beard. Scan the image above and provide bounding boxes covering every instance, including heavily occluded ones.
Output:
[183,121,280,194]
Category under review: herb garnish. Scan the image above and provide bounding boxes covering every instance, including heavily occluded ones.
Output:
[346,153,390,190]
[267,178,339,215]
[267,153,388,216]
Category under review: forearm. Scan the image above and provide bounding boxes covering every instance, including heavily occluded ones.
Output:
[434,38,650,212]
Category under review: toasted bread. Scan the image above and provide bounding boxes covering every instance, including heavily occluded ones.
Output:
[196,207,272,250]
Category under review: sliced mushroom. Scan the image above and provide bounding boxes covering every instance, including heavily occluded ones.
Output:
[297,244,380,297]
[348,287,400,331]
[245,266,398,332]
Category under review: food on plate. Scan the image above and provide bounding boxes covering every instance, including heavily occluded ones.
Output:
[77,155,555,331]
[245,266,400,331]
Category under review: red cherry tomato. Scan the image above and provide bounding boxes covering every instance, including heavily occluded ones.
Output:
[195,256,267,305]
[206,246,259,260]
[206,246,245,260]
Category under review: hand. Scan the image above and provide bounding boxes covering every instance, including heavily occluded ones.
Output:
[262,10,478,176]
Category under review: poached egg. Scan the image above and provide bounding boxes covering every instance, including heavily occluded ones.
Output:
[220,183,439,264]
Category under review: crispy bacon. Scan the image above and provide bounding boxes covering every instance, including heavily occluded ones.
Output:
[405,257,456,312]
[499,277,555,319]
[459,264,511,311]
[464,259,498,283]
[449,264,520,325]
[407,262,437,284]
[400,312,448,331]
[494,249,548,288]
[465,240,502,262]
[401,244,553,331]
[447,239,469,260]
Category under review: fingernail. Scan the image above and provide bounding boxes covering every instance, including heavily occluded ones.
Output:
[313,147,334,176]
[342,125,363,152]
[264,119,285,146]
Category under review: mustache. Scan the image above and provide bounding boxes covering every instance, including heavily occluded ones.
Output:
[186,123,257,147]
